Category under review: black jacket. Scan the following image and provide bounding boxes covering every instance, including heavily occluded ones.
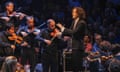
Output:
[17,26,40,51]
[0,31,13,56]
[63,19,87,50]
[37,28,62,56]
[0,11,21,27]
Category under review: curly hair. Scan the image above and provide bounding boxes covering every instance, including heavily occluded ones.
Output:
[73,7,86,19]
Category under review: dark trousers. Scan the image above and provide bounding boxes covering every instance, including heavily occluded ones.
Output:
[0,57,4,70]
[4,47,14,56]
[72,49,84,72]
[42,53,58,72]
[21,48,36,72]
[14,46,21,61]
[89,61,99,72]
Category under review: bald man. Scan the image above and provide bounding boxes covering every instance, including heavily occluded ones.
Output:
[0,1,25,28]
[36,19,62,72]
[17,16,40,72]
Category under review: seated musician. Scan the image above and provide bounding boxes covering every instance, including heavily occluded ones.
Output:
[108,44,120,72]
[83,35,92,53]
[100,40,113,61]
[88,34,103,72]
[88,39,112,72]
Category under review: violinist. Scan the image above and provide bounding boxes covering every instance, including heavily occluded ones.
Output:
[0,24,16,57]
[36,19,62,72]
[0,1,25,29]
[17,16,40,72]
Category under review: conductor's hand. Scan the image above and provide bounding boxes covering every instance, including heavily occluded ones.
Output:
[56,23,63,29]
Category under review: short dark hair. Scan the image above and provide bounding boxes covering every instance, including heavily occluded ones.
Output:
[73,7,86,19]
[5,23,14,30]
[5,1,14,7]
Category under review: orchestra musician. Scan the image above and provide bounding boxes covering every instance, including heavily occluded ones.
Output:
[36,19,62,72]
[0,1,25,29]
[17,16,40,72]
[107,44,120,72]
[0,24,16,56]
[0,24,16,69]
[83,35,92,53]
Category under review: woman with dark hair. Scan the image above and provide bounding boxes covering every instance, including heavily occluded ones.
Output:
[0,56,17,72]
[84,35,92,53]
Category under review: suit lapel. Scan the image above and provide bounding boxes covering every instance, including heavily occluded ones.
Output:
[70,20,75,29]
[72,19,80,30]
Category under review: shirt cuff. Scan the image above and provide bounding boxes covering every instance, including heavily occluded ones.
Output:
[61,27,65,32]
[57,32,62,39]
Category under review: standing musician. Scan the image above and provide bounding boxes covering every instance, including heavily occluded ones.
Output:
[0,1,25,29]
[57,7,87,72]
[17,16,40,72]
[36,19,62,72]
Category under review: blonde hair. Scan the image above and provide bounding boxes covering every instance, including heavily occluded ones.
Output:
[1,56,17,72]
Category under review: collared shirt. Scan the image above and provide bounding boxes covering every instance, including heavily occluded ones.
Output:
[73,18,79,30]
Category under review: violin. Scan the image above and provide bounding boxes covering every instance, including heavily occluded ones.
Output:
[46,28,60,47]
[86,51,113,62]
[101,55,113,61]
[51,28,60,37]
[50,28,60,41]
[8,33,23,44]
[7,11,26,17]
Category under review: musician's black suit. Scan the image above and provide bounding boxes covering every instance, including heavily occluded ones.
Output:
[0,31,14,56]
[0,31,14,70]
[36,28,64,72]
